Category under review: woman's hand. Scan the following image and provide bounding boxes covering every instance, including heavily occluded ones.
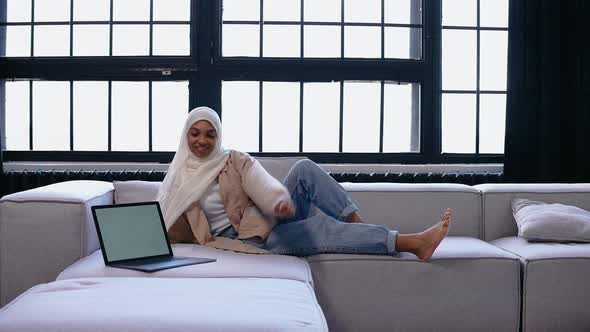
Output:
[274,200,296,218]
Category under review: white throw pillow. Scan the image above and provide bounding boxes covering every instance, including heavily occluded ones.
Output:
[512,198,590,242]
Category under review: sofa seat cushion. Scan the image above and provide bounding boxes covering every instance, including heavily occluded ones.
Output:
[0,277,328,332]
[491,236,590,260]
[491,236,590,332]
[57,243,313,284]
[307,237,521,332]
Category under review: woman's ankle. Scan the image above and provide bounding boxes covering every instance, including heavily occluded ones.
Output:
[395,233,421,254]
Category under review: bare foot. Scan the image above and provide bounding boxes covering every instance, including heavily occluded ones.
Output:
[346,211,365,223]
[413,209,452,260]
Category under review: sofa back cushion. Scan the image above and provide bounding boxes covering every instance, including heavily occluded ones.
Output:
[340,183,483,238]
[476,183,590,241]
[114,156,307,204]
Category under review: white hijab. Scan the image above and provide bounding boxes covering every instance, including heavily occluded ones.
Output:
[157,107,230,229]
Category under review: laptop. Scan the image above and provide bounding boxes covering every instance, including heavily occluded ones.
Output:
[91,201,216,272]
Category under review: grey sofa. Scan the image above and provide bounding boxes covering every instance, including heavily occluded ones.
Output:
[0,163,589,331]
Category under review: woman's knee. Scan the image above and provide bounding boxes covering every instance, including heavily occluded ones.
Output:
[284,159,323,187]
[291,159,318,176]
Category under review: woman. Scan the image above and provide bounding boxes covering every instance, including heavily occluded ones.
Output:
[157,107,451,260]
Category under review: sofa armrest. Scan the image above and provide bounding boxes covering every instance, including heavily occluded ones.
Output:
[0,180,114,306]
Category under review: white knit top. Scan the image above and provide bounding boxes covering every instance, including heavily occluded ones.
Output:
[198,181,231,235]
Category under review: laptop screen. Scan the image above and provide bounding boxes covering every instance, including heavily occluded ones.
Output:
[93,203,171,263]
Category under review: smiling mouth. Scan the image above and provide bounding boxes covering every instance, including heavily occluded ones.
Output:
[195,146,209,152]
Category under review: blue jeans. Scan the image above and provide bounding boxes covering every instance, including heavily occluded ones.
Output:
[245,159,398,256]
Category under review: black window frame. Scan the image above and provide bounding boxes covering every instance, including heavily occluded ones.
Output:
[0,0,504,164]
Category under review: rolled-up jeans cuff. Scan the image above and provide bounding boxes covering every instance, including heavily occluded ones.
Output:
[338,203,359,220]
[386,230,398,256]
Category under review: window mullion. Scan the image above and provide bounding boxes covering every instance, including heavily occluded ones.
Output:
[340,0,344,58]
[29,81,33,151]
[69,81,73,150]
[259,0,264,57]
[69,0,73,56]
[299,81,303,152]
[148,81,152,151]
[259,80,263,152]
[31,0,35,56]
[339,81,344,153]
[109,0,113,56]
[379,81,384,153]
[475,0,481,155]
[149,0,153,56]
[426,0,442,163]
[107,81,112,151]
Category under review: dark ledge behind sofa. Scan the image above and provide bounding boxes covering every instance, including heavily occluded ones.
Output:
[1,170,504,197]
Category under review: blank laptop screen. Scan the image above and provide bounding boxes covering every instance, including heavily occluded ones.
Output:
[94,204,170,262]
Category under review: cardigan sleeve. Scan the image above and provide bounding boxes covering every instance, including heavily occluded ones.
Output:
[233,151,292,217]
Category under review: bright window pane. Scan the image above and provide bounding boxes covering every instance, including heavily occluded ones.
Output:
[345,0,381,23]
[480,31,508,91]
[73,81,108,151]
[344,26,380,58]
[113,0,149,21]
[304,0,340,22]
[263,25,300,58]
[479,94,506,154]
[264,0,300,22]
[5,81,30,150]
[263,82,299,152]
[385,27,421,59]
[385,0,421,24]
[73,0,110,21]
[153,24,190,56]
[32,81,70,151]
[34,25,70,56]
[34,0,70,22]
[113,24,150,56]
[73,25,109,56]
[222,81,260,152]
[152,81,189,151]
[303,82,340,152]
[223,0,260,21]
[442,93,476,153]
[111,82,149,151]
[304,25,340,58]
[222,24,259,57]
[383,83,420,152]
[480,0,508,28]
[343,82,380,152]
[153,0,191,21]
[442,29,476,90]
[442,0,476,27]
[3,26,31,57]
[5,0,32,22]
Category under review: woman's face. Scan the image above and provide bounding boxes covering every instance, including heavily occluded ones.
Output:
[187,120,217,158]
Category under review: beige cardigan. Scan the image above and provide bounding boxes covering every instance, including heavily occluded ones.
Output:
[167,150,291,254]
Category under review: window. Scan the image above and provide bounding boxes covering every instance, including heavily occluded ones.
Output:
[441,0,508,155]
[1,0,508,164]
[222,80,420,153]
[5,80,189,152]
[1,0,190,57]
[221,0,422,59]
[218,0,425,163]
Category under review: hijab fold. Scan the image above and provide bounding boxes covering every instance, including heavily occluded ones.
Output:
[157,107,230,229]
